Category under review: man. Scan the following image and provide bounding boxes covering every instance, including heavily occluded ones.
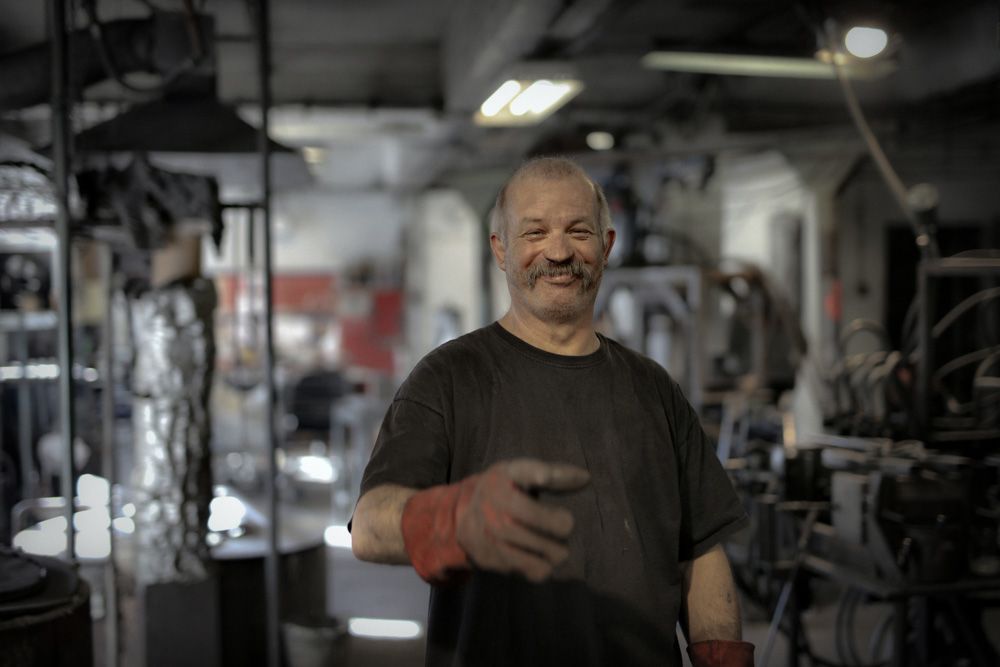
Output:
[351,157,753,666]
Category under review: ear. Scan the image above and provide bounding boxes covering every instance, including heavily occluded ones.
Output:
[602,228,616,265]
[489,233,507,271]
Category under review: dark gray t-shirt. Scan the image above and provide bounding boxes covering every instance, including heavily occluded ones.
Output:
[359,323,747,667]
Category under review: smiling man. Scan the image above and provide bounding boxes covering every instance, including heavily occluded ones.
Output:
[351,157,753,667]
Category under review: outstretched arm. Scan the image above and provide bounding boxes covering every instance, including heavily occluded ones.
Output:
[351,459,590,583]
[351,483,418,564]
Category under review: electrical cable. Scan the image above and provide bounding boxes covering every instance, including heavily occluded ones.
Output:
[871,352,903,427]
[839,319,891,355]
[973,351,1000,424]
[847,588,868,666]
[900,297,920,358]
[821,20,939,259]
[858,352,889,420]
[932,345,1000,386]
[932,286,1000,339]
[931,346,1000,416]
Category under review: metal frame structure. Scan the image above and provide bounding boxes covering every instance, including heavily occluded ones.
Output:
[250,1,282,664]
[917,256,1000,444]
[594,265,704,410]
[48,0,77,564]
[792,545,1000,667]
[36,1,284,664]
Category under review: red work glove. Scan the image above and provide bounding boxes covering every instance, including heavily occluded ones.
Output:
[400,458,590,584]
[687,640,755,667]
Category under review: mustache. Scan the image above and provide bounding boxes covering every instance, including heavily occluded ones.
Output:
[525,261,597,289]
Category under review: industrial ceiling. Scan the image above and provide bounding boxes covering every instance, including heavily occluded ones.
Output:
[1,0,998,189]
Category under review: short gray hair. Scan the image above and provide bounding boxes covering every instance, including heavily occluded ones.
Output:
[488,156,612,244]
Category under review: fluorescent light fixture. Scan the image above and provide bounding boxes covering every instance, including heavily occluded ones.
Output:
[509,80,573,116]
[480,80,522,117]
[844,26,888,58]
[586,131,615,151]
[474,64,583,127]
[348,618,422,640]
[324,524,352,549]
[641,50,895,80]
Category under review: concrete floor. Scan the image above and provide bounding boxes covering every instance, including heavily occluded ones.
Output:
[82,478,1000,666]
[323,543,1000,667]
[325,545,428,667]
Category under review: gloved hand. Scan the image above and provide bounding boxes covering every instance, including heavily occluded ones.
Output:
[687,640,755,667]
[401,458,590,584]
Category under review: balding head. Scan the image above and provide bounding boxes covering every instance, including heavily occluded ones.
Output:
[489,156,612,246]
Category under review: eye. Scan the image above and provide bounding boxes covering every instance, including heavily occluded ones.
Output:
[522,229,545,238]
[570,229,594,239]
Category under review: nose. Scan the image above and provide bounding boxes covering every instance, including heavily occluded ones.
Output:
[543,232,573,264]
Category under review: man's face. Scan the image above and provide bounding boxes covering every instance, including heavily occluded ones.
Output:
[491,175,615,325]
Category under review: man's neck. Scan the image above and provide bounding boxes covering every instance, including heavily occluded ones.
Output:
[497,310,600,356]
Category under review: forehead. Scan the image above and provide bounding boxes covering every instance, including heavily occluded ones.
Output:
[506,174,597,222]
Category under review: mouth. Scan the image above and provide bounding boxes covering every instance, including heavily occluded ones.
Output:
[541,273,578,286]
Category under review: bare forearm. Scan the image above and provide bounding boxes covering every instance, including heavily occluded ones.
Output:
[351,484,418,564]
[681,544,742,643]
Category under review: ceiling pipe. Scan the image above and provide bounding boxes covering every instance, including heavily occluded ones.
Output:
[443,0,565,112]
[0,13,213,111]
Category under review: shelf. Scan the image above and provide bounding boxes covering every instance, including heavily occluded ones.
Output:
[0,360,100,383]
[0,311,57,332]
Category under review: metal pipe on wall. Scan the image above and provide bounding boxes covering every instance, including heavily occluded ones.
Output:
[48,0,77,563]
[101,246,119,667]
[251,0,282,664]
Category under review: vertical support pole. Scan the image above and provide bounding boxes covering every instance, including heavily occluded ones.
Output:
[17,315,34,500]
[253,1,282,665]
[101,246,119,667]
[916,261,932,442]
[687,269,703,413]
[893,598,908,666]
[787,581,800,667]
[49,0,76,562]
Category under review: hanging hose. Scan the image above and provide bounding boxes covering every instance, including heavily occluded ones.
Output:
[821,19,939,259]
[834,587,854,665]
[867,610,894,665]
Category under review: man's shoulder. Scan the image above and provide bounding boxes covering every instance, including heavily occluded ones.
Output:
[601,335,688,403]
[602,335,671,376]
[423,325,497,364]
[404,325,499,383]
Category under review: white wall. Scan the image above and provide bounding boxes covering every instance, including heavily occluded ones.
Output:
[715,149,848,440]
[203,187,408,274]
[718,151,808,266]
[404,189,484,370]
[837,160,1000,357]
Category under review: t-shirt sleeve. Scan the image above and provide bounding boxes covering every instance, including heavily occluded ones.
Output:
[357,359,453,498]
[669,380,748,561]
